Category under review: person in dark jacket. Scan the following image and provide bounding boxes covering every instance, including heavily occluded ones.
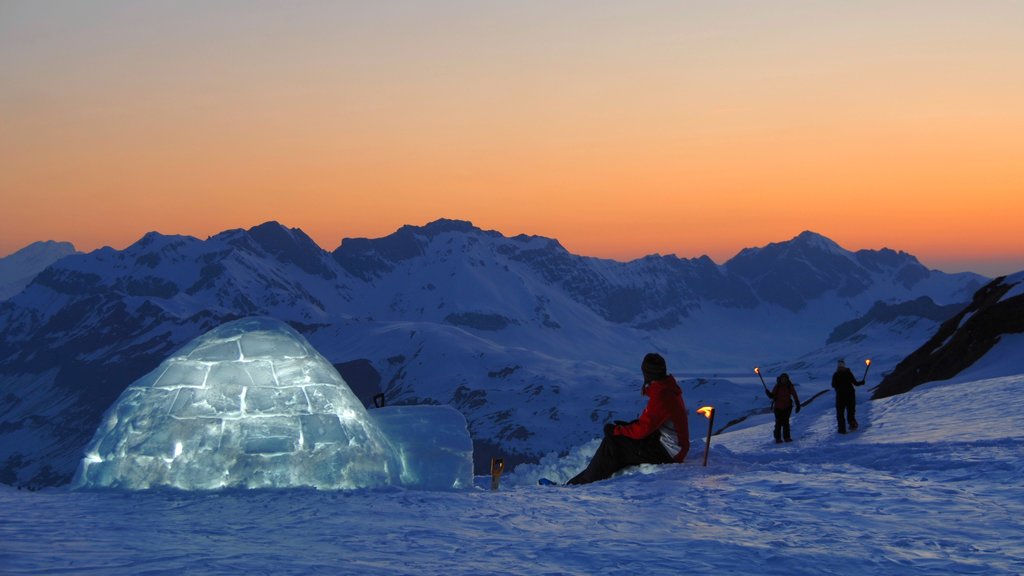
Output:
[832,359,864,434]
[567,353,690,485]
[767,373,801,443]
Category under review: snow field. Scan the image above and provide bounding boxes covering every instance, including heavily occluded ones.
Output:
[2,374,1022,575]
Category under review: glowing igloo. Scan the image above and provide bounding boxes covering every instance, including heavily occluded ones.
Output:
[73,317,403,490]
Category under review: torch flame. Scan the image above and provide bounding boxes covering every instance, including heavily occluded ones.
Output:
[754,367,760,374]
[697,406,714,419]
[865,359,872,366]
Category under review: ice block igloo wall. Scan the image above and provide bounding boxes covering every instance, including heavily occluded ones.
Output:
[73,317,412,490]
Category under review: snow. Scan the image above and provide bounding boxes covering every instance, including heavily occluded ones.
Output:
[73,317,472,491]
[998,272,1024,302]
[6,372,1022,574]
[0,240,76,301]
[945,333,1024,385]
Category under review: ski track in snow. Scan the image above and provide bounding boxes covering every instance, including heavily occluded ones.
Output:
[2,376,1023,575]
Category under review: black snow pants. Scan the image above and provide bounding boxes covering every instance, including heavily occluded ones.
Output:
[836,392,857,433]
[567,432,673,485]
[773,407,794,442]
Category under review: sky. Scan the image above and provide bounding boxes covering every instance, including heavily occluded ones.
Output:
[2,1,1022,276]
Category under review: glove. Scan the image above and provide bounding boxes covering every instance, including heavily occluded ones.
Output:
[856,380,865,387]
[603,423,617,437]
[795,402,801,413]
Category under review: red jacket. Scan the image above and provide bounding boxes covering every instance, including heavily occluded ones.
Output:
[615,375,690,463]
[770,380,800,410]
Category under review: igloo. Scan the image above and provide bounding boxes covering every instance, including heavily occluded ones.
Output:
[73,317,473,490]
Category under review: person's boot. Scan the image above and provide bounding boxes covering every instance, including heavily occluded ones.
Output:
[850,418,859,431]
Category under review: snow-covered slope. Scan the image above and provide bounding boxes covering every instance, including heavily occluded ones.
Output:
[0,220,988,487]
[873,272,1024,398]
[3,371,1022,575]
[0,240,77,301]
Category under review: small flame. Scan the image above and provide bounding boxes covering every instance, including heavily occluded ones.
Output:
[754,367,760,374]
[865,359,872,366]
[697,406,714,419]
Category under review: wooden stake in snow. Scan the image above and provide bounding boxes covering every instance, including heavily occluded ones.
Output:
[697,406,715,467]
[490,457,505,491]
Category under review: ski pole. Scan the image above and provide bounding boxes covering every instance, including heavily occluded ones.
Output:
[754,367,769,394]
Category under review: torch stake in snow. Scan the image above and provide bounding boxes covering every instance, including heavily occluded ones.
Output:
[697,406,715,467]
[754,367,769,395]
[490,457,504,491]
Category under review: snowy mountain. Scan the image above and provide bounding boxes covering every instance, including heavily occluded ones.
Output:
[872,272,1024,399]
[0,240,77,301]
[0,220,987,487]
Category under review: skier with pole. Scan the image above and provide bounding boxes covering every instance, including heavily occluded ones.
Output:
[832,359,865,434]
[767,373,801,443]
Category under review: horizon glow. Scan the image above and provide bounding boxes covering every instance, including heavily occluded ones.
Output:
[2,2,1022,277]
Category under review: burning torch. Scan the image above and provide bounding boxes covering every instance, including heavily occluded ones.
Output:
[861,359,872,385]
[697,406,715,467]
[754,367,769,395]
[490,457,504,491]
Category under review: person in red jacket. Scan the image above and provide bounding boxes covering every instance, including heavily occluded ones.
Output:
[567,352,690,485]
[767,373,801,443]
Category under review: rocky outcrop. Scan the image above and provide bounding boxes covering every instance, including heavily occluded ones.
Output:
[873,275,1024,399]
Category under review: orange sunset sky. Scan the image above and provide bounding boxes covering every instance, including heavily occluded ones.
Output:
[2,2,1022,276]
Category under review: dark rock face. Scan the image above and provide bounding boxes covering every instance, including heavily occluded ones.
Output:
[827,296,966,344]
[248,222,338,280]
[873,276,1024,399]
[445,312,516,331]
[334,359,383,408]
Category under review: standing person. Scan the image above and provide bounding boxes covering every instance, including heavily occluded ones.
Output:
[566,353,690,485]
[767,373,801,443]
[832,359,864,434]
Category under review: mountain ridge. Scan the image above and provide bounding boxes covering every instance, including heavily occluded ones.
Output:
[0,219,990,486]
[0,240,79,301]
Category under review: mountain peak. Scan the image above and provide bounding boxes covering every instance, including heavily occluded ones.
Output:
[245,222,335,280]
[131,231,179,250]
[417,219,481,236]
[2,240,77,260]
[0,241,80,301]
[790,231,845,254]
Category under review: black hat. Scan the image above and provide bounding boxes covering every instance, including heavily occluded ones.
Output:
[641,353,667,382]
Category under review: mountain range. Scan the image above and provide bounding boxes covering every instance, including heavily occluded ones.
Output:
[0,219,992,487]
[0,240,78,301]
